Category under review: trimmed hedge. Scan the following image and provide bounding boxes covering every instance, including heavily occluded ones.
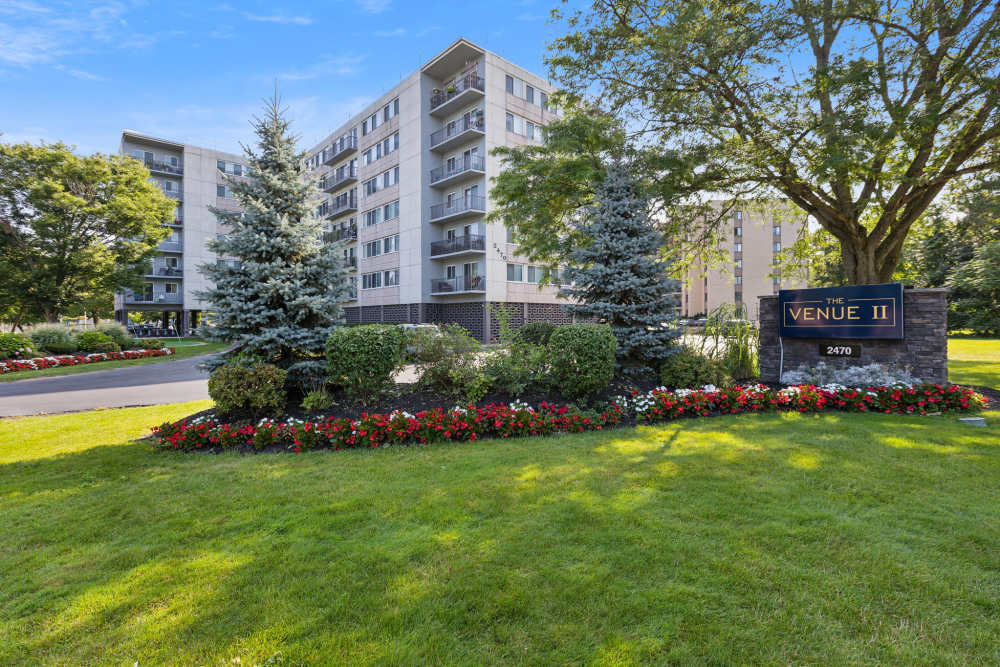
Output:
[208,362,287,417]
[326,324,407,400]
[548,324,617,398]
[513,321,557,346]
[76,331,118,353]
[659,347,730,389]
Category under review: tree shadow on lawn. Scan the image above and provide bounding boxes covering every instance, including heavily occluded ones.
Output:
[2,413,1000,663]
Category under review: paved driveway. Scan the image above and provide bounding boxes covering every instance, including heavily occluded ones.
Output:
[0,354,211,417]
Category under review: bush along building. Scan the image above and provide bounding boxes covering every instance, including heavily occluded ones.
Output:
[114,130,251,334]
[304,37,572,341]
[115,39,574,341]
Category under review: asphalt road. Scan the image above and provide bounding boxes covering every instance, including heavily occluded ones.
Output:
[0,354,211,417]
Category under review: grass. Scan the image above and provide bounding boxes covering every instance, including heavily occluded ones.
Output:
[949,337,1000,389]
[1,403,999,664]
[0,339,228,383]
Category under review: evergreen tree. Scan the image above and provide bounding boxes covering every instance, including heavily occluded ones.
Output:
[197,96,351,386]
[560,164,680,375]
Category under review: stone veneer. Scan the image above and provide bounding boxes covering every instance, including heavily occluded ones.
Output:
[758,288,948,383]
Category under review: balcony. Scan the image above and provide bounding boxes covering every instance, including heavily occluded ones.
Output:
[430,113,485,153]
[327,192,358,219]
[323,135,358,165]
[320,164,358,193]
[430,73,485,117]
[145,266,184,277]
[323,225,357,242]
[430,195,486,223]
[430,234,485,258]
[157,239,183,253]
[345,255,358,268]
[430,275,486,295]
[163,190,182,201]
[145,159,183,176]
[124,292,183,305]
[430,155,485,188]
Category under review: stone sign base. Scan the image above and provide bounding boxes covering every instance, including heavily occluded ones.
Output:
[758,288,948,383]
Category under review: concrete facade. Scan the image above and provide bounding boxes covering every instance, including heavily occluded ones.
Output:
[758,288,949,383]
[681,200,810,321]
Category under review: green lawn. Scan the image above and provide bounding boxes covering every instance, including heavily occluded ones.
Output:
[949,337,1000,389]
[0,339,228,383]
[1,403,998,664]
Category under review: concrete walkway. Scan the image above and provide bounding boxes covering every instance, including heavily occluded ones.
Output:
[0,354,211,417]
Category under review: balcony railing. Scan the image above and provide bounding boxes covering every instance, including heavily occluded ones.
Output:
[430,113,485,150]
[157,240,183,253]
[145,159,183,176]
[124,292,183,305]
[430,155,485,185]
[320,164,358,192]
[430,275,486,294]
[146,266,184,277]
[430,74,485,112]
[163,190,182,201]
[430,234,485,257]
[323,225,357,242]
[328,192,358,218]
[430,195,486,222]
[323,135,358,165]
[344,255,358,268]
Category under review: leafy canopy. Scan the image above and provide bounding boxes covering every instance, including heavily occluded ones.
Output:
[0,142,173,322]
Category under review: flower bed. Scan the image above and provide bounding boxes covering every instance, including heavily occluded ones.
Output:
[0,348,175,374]
[151,383,988,453]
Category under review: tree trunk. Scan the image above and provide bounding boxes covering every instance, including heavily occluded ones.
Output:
[836,234,901,284]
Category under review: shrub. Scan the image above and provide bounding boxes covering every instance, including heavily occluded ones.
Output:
[208,362,287,417]
[407,324,479,364]
[0,333,35,360]
[28,325,77,355]
[659,347,730,389]
[411,324,484,397]
[95,322,131,348]
[483,343,550,396]
[326,324,406,400]
[76,331,115,352]
[143,338,165,350]
[301,389,333,413]
[513,321,557,346]
[548,324,617,398]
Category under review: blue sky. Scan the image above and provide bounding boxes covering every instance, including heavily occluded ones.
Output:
[0,0,571,156]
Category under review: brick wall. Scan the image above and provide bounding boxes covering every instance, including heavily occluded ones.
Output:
[758,288,948,383]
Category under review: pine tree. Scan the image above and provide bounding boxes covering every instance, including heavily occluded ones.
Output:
[560,164,680,375]
[197,96,351,386]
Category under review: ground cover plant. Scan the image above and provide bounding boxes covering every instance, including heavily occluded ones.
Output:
[0,347,175,375]
[2,400,999,663]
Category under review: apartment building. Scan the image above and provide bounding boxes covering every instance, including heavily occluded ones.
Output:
[681,201,810,321]
[304,37,569,341]
[114,130,249,334]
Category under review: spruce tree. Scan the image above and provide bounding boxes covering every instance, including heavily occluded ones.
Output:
[560,164,680,375]
[197,96,351,386]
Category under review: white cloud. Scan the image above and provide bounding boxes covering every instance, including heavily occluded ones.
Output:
[374,27,405,38]
[0,1,51,14]
[54,64,106,81]
[273,55,366,81]
[517,13,546,22]
[243,12,313,25]
[356,0,390,14]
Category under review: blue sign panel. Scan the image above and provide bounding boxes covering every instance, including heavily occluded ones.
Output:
[778,283,904,339]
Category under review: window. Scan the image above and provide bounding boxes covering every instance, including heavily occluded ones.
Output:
[166,255,179,267]
[506,113,514,131]
[362,272,382,289]
[383,166,399,188]
[526,85,534,104]
[506,226,516,243]
[382,132,399,156]
[507,263,523,282]
[216,184,232,198]
[734,291,743,304]
[165,282,178,294]
[168,156,178,167]
[163,181,175,192]
[233,163,242,177]
[383,269,399,286]
[363,241,381,258]
[505,74,514,93]
[735,259,743,269]
[363,207,382,227]
[383,98,399,122]
[734,242,742,253]
[734,276,742,285]
[773,225,781,237]
[383,200,399,221]
[527,266,540,283]
[363,176,379,197]
[540,92,548,110]
[383,234,399,254]
[734,226,742,237]
[773,242,782,253]
[446,265,456,279]
[734,210,743,221]
[217,159,225,171]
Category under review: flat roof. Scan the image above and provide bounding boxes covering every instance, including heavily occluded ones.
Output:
[121,130,186,150]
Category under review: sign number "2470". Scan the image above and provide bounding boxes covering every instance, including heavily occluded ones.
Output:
[819,344,861,357]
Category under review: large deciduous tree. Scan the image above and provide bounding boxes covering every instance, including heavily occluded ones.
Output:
[197,97,352,387]
[550,0,1000,284]
[0,142,174,321]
